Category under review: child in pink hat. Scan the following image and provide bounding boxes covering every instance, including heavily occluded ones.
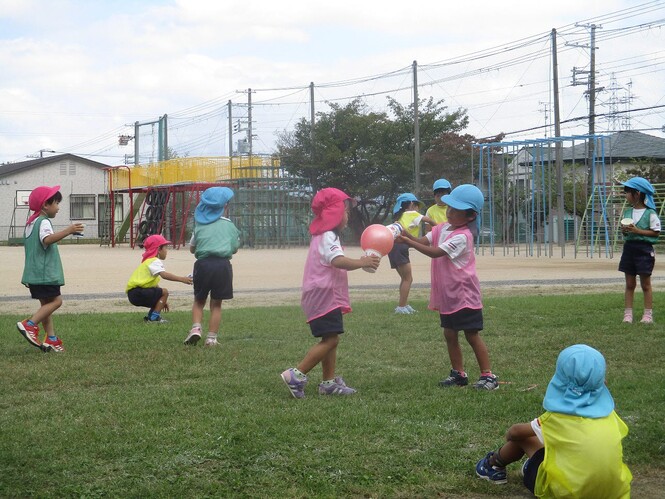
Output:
[126,234,193,323]
[280,188,380,399]
[17,185,85,352]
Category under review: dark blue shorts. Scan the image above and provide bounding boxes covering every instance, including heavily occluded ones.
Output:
[619,241,655,276]
[28,285,61,300]
[127,287,163,309]
[193,257,233,301]
[388,242,410,268]
[522,447,544,493]
[440,307,483,331]
[308,307,344,337]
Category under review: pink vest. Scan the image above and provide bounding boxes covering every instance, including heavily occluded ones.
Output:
[301,233,351,322]
[428,224,482,314]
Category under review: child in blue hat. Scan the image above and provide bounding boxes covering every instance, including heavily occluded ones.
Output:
[475,344,632,497]
[184,187,240,346]
[425,178,452,231]
[619,176,661,324]
[398,185,498,390]
[388,192,436,314]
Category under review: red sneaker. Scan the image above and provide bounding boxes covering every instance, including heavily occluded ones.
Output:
[17,320,42,349]
[43,336,65,353]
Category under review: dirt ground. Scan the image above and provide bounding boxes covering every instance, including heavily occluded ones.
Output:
[2,243,662,315]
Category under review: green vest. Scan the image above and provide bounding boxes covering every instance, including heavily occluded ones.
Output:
[623,207,659,244]
[194,218,240,259]
[21,216,65,286]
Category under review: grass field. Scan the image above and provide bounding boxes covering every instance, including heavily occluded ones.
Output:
[2,292,664,498]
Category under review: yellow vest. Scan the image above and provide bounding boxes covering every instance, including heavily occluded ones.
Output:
[426,204,448,225]
[126,257,161,292]
[536,411,632,498]
[397,211,423,237]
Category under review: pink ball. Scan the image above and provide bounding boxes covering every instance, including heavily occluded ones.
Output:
[360,224,394,256]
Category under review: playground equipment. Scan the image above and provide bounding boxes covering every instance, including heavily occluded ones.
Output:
[473,135,664,258]
[103,155,311,249]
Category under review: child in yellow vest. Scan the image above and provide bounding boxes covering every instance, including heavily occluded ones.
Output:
[388,193,435,314]
[475,344,631,498]
[126,234,193,323]
[424,178,451,232]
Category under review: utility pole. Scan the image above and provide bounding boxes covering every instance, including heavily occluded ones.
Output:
[228,100,233,165]
[552,28,565,253]
[310,82,315,161]
[247,88,253,159]
[413,60,420,194]
[569,23,602,197]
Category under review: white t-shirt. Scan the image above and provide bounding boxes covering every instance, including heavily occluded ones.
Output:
[318,231,345,266]
[148,258,166,276]
[530,417,544,445]
[25,218,54,249]
[425,224,472,269]
[631,208,661,232]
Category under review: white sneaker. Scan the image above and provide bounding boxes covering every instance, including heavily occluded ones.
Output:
[204,337,218,347]
[394,306,412,314]
[405,305,416,313]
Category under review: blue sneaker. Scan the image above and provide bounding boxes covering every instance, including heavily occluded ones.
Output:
[281,368,307,399]
[476,452,507,484]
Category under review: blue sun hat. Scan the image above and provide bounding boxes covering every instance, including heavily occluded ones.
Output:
[621,177,656,210]
[195,187,234,225]
[442,184,484,214]
[392,193,423,214]
[543,344,614,419]
[433,178,452,191]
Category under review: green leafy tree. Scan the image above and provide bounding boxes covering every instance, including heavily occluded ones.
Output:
[277,98,470,238]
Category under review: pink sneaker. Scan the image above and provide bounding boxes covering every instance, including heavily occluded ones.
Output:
[184,326,202,345]
[43,336,65,352]
[17,320,42,349]
[640,314,654,324]
[622,313,633,324]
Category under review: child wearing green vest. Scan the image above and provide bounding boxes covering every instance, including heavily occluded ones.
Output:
[475,344,632,498]
[183,187,240,347]
[619,176,661,324]
[17,185,85,352]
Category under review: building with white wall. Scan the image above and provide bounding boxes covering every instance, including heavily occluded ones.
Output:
[0,154,123,243]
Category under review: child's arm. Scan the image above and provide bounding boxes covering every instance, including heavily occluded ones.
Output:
[422,215,436,227]
[621,224,659,238]
[397,232,446,259]
[157,271,193,285]
[43,222,85,245]
[331,254,380,272]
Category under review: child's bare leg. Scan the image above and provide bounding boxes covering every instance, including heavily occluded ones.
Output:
[443,328,464,371]
[639,274,653,309]
[624,274,637,309]
[153,289,169,313]
[191,298,206,325]
[491,437,543,466]
[464,330,492,373]
[208,298,223,333]
[396,263,413,307]
[320,334,339,380]
[32,296,62,335]
[298,334,339,375]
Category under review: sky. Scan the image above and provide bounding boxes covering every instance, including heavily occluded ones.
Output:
[1,0,664,166]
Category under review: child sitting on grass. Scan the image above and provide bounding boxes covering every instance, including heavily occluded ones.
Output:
[126,234,192,323]
[475,344,632,497]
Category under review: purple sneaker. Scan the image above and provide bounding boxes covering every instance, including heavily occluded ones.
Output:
[281,368,307,399]
[318,377,357,395]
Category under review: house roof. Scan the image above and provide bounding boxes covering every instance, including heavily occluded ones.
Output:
[0,154,109,177]
[562,130,665,161]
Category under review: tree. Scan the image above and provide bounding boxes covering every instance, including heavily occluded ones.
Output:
[277,98,470,238]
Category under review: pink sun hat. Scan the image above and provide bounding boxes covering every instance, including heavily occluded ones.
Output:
[26,185,61,225]
[141,234,171,262]
[309,188,353,235]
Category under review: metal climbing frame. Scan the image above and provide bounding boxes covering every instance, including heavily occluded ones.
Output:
[104,156,312,249]
[474,135,613,258]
